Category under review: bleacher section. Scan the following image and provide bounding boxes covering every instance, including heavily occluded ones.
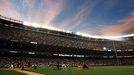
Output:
[0,15,134,59]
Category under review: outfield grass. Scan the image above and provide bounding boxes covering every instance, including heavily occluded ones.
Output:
[1,67,134,75]
[29,67,134,75]
[0,70,27,75]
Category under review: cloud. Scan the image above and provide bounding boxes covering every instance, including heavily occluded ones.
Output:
[59,0,100,30]
[0,0,133,36]
[100,12,134,36]
[22,0,64,26]
[0,0,65,27]
[100,24,133,36]
[0,0,21,20]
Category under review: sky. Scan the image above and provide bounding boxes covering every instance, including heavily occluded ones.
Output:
[0,0,134,36]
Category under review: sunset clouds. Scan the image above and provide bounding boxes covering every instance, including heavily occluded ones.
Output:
[21,0,64,26]
[59,0,100,30]
[100,12,134,36]
[0,0,21,20]
[0,0,133,36]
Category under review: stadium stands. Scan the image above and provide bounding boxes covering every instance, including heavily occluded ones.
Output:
[0,56,134,68]
[0,15,134,68]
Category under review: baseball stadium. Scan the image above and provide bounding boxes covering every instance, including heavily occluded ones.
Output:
[0,0,134,75]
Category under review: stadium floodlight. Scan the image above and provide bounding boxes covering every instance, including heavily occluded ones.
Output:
[103,47,107,50]
[76,32,134,41]
[24,21,59,30]
[23,21,72,33]
[76,32,100,38]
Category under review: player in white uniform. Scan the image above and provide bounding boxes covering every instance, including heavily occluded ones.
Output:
[62,64,66,69]
[10,64,14,69]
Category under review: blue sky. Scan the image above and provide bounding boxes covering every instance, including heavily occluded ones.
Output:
[0,0,134,36]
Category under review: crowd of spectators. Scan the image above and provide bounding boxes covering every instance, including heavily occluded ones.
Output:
[0,23,133,51]
[0,57,134,68]
[0,17,134,69]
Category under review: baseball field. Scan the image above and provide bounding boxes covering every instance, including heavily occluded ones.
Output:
[1,66,134,75]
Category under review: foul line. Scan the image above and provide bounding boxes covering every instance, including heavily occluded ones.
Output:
[15,69,45,75]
